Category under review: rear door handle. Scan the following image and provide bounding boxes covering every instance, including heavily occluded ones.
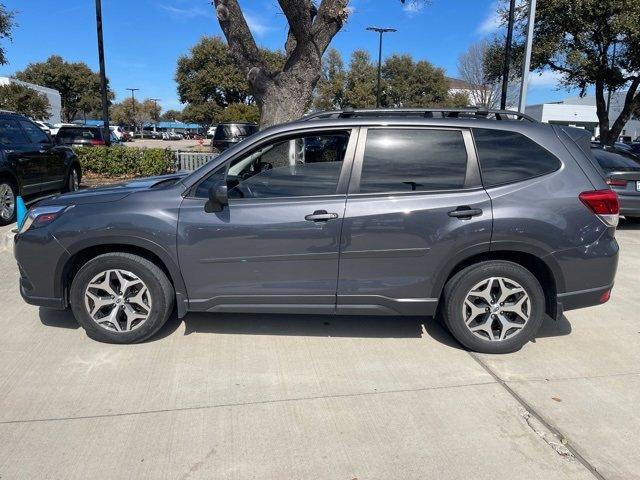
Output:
[305,210,339,222]
[448,207,483,219]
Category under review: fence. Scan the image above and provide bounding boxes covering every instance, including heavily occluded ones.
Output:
[175,151,219,172]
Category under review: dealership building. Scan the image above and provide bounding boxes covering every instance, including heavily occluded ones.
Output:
[526,91,640,140]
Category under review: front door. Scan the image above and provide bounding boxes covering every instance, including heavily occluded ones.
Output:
[18,119,64,192]
[337,127,493,316]
[178,128,358,313]
[0,118,43,196]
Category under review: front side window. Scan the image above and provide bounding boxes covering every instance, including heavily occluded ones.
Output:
[19,120,50,144]
[358,128,468,193]
[0,119,29,145]
[473,128,561,187]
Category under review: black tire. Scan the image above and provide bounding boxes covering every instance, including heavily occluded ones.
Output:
[0,179,17,226]
[63,165,81,193]
[440,260,545,354]
[70,252,174,344]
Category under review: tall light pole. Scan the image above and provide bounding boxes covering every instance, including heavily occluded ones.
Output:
[366,27,397,108]
[150,98,160,132]
[518,0,537,113]
[126,87,139,135]
[95,0,110,146]
[500,0,517,110]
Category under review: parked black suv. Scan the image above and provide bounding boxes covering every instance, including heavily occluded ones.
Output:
[211,122,258,152]
[14,109,619,353]
[52,125,106,147]
[0,112,82,225]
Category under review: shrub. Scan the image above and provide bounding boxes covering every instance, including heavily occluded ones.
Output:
[74,146,175,177]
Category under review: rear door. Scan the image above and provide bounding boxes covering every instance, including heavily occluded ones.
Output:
[19,119,65,191]
[337,127,493,316]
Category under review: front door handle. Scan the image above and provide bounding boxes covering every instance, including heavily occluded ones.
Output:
[448,207,483,219]
[305,210,339,222]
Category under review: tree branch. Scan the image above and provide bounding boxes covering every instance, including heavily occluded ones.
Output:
[212,0,270,90]
[279,0,313,44]
[312,0,349,54]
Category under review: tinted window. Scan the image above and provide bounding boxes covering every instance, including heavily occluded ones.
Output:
[215,132,349,199]
[214,124,258,140]
[359,129,468,193]
[473,129,561,186]
[57,127,103,141]
[591,148,640,172]
[19,120,50,144]
[0,118,29,145]
[195,164,226,198]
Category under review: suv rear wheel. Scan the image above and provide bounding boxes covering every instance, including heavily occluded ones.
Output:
[0,180,16,226]
[64,166,80,193]
[441,261,545,354]
[70,253,174,343]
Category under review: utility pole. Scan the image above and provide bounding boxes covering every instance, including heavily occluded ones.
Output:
[150,98,160,133]
[366,27,397,108]
[126,87,139,136]
[518,0,537,113]
[95,0,110,146]
[501,0,517,110]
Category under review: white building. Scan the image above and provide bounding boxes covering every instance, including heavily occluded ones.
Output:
[0,76,62,124]
[526,92,640,140]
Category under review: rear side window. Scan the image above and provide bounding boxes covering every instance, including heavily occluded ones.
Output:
[591,148,640,172]
[19,120,50,144]
[473,129,561,187]
[0,118,29,145]
[358,128,468,193]
[58,127,103,140]
[214,124,257,140]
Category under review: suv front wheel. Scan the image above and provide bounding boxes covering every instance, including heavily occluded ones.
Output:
[441,261,545,354]
[70,252,175,343]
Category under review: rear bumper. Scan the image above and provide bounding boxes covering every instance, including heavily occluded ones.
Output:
[618,194,640,217]
[556,282,614,315]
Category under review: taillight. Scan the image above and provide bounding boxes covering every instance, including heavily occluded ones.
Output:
[579,189,619,227]
[90,139,106,146]
[606,179,627,187]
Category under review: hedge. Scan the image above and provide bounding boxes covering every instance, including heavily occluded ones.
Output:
[74,146,175,177]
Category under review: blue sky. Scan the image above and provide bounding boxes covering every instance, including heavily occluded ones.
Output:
[0,0,573,111]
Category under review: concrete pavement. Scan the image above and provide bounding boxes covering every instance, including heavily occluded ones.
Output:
[0,221,639,479]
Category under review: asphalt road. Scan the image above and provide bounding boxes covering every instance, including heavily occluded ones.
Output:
[0,221,639,479]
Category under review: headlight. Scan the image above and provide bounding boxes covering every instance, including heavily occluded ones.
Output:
[19,205,70,234]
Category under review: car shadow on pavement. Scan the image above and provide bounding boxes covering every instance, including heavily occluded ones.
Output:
[39,308,80,330]
[619,218,640,230]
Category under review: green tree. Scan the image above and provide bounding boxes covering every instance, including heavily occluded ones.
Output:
[313,48,346,110]
[176,36,284,127]
[216,102,259,123]
[160,109,183,122]
[0,3,15,65]
[0,83,50,119]
[111,98,158,128]
[344,50,377,108]
[15,55,113,122]
[489,0,640,145]
[382,55,451,107]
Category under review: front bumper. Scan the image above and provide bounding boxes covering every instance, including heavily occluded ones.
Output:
[15,231,70,310]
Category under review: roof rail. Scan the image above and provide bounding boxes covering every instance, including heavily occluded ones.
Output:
[301,107,536,122]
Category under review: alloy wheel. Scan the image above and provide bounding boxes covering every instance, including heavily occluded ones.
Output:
[84,269,152,332]
[0,183,15,221]
[462,276,531,341]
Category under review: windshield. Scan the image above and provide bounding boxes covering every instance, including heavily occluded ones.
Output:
[591,148,640,172]
[214,124,258,139]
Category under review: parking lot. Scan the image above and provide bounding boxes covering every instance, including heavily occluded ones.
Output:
[128,138,208,151]
[0,221,638,479]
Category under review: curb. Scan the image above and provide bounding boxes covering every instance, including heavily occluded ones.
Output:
[1,228,16,254]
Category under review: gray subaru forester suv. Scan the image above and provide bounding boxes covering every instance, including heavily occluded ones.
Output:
[14,109,620,353]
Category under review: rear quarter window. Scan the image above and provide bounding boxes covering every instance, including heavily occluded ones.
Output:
[473,128,561,187]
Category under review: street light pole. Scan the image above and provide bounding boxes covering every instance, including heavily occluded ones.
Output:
[501,0,517,110]
[150,98,160,132]
[94,0,110,146]
[126,87,139,136]
[366,27,397,108]
[518,0,537,113]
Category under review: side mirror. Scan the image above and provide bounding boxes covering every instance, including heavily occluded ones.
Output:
[206,183,228,213]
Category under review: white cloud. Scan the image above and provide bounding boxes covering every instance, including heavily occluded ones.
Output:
[157,3,209,19]
[477,2,502,35]
[244,12,275,37]
[402,2,425,16]
[529,70,564,88]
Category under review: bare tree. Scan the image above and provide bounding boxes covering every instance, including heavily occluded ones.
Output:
[213,1,422,127]
[457,39,518,109]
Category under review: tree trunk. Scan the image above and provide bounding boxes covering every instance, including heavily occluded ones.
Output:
[256,70,318,128]
[594,80,612,145]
